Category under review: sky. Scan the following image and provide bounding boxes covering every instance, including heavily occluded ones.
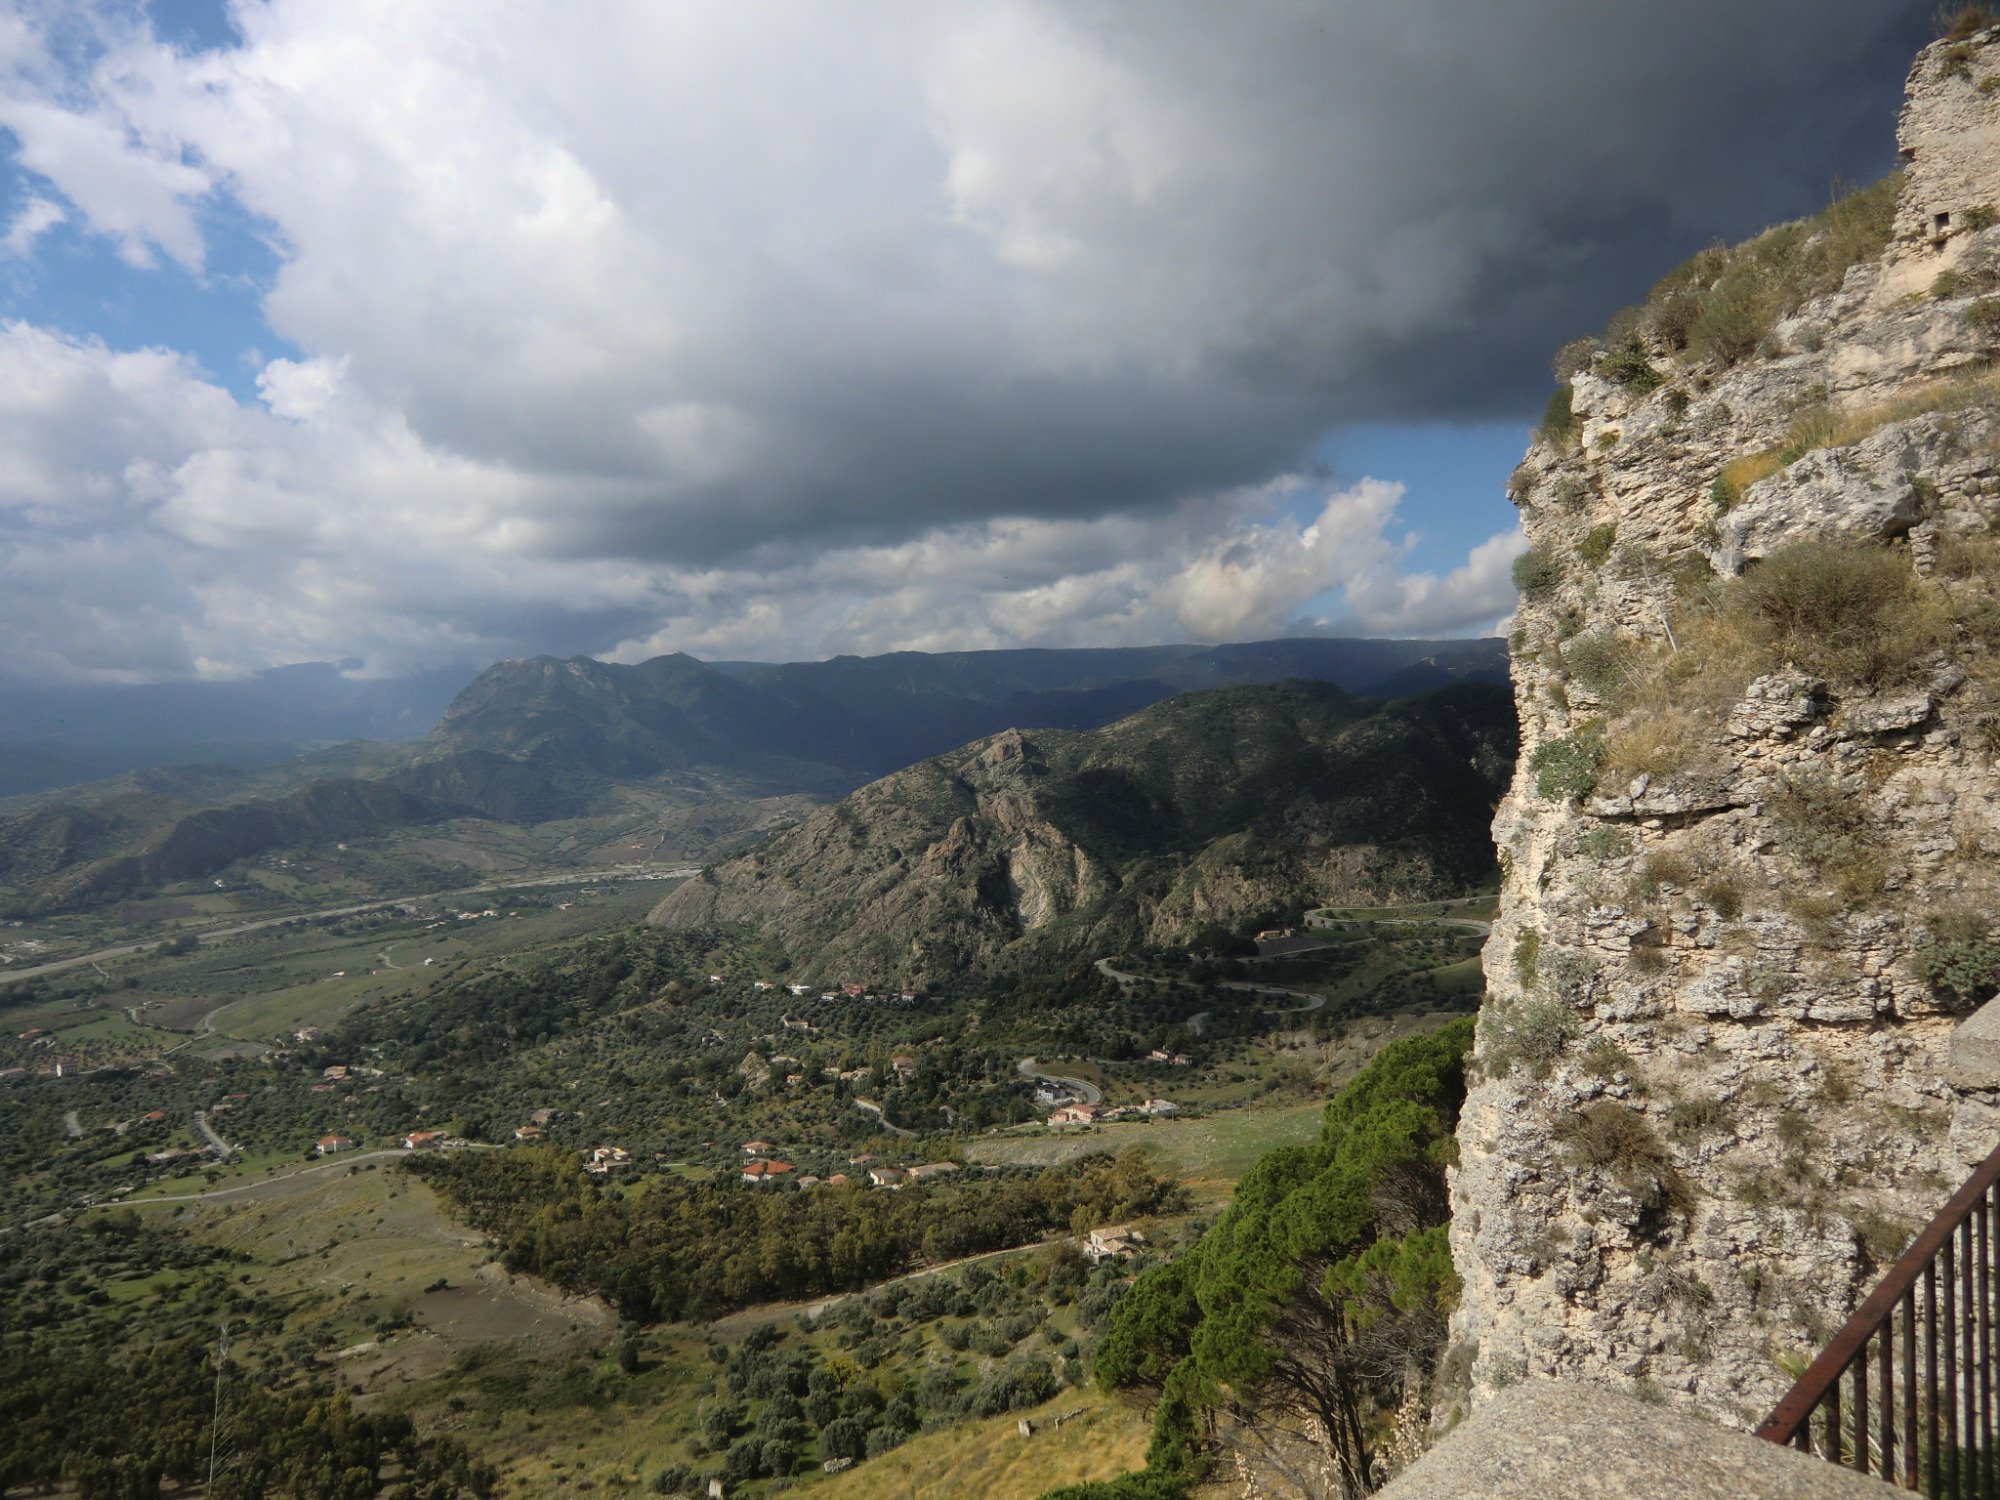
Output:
[0,0,1935,683]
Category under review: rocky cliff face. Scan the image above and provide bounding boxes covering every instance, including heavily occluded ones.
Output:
[1449,29,2000,1428]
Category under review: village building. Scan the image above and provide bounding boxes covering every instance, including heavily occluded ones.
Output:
[1084,1225,1147,1264]
[585,1145,632,1174]
[317,1134,355,1155]
[513,1124,544,1140]
[741,1158,796,1184]
[867,1166,907,1189]
[905,1162,960,1182]
[741,1139,775,1155]
[403,1130,446,1150]
[1047,1103,1103,1126]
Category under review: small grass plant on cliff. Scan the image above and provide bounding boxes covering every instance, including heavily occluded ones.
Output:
[1642,173,1903,368]
[1598,539,1948,788]
[1916,912,2000,1011]
[1712,364,2000,511]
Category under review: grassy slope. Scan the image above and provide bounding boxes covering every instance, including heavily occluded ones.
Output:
[815,1391,1149,1500]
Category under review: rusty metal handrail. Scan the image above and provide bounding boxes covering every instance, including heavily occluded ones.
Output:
[1757,1138,2000,1493]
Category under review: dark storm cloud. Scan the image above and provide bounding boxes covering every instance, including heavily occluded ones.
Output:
[0,0,1941,675]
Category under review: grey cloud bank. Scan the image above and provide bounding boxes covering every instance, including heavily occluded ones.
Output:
[0,0,1932,680]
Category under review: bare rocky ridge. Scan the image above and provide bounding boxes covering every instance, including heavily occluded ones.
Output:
[649,680,1514,988]
[1448,30,2000,1428]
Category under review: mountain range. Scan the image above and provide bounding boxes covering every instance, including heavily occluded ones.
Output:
[0,637,1505,915]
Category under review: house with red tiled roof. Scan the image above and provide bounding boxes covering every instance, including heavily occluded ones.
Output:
[741,1158,796,1184]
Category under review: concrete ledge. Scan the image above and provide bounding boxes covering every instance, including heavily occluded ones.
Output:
[1379,1382,1906,1500]
[1948,996,2000,1092]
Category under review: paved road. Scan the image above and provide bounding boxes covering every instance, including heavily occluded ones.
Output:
[1016,1057,1102,1105]
[0,864,700,986]
[193,1109,236,1158]
[852,1098,916,1139]
[1096,956,1326,1012]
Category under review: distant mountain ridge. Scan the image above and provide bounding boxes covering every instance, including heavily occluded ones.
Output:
[434,637,1509,793]
[0,636,1506,914]
[652,678,1517,988]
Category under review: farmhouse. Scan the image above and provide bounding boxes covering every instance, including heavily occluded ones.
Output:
[317,1134,355,1155]
[1084,1225,1147,1264]
[741,1158,796,1184]
[403,1130,445,1150]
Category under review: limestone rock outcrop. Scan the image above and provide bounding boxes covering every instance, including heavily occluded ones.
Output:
[1449,29,2000,1429]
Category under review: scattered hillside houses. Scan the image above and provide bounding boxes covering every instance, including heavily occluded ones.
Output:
[141,1110,168,1123]
[781,1015,818,1032]
[1140,1099,1179,1115]
[752,980,775,991]
[513,1124,544,1140]
[824,1172,853,1188]
[317,1134,355,1155]
[403,1130,445,1150]
[1145,1050,1192,1067]
[741,1158,795,1184]
[323,1065,352,1080]
[294,1027,323,1042]
[867,1166,907,1189]
[787,983,813,997]
[585,1146,632,1174]
[1084,1225,1147,1264]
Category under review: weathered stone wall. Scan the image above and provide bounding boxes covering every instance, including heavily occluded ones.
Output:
[1447,30,2000,1429]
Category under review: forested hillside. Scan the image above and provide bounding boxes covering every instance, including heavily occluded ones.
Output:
[653,681,1515,987]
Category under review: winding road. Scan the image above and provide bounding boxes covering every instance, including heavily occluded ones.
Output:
[1015,1057,1101,1105]
[193,1109,236,1158]
[851,1097,916,1139]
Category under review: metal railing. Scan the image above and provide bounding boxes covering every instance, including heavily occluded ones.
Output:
[1757,1139,2000,1494]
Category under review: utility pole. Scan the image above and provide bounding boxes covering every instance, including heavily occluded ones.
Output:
[208,1319,230,1492]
